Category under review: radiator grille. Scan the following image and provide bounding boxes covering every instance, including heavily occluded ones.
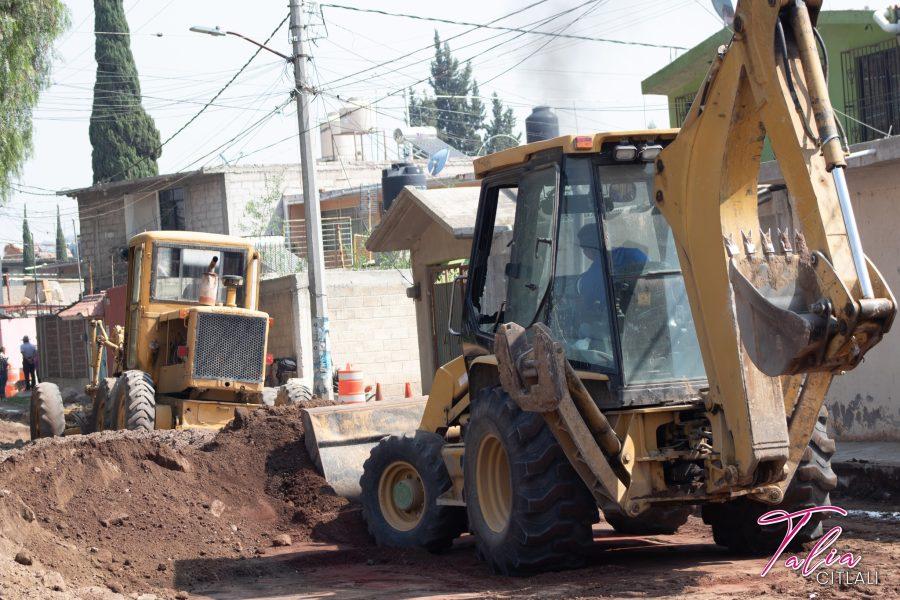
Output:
[193,313,266,383]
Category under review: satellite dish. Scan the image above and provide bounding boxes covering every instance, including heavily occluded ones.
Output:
[427,148,450,176]
[711,0,735,26]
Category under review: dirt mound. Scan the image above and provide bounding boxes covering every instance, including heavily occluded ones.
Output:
[0,404,368,598]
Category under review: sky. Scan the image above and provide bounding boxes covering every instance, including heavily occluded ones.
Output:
[0,0,878,246]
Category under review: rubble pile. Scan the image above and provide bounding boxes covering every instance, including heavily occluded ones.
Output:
[0,405,366,599]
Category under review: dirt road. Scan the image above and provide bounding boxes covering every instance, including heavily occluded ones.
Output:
[0,406,896,599]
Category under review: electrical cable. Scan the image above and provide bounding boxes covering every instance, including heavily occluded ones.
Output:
[318,2,686,51]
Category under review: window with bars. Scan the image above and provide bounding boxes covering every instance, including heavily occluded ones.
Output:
[158,188,186,231]
[841,38,900,144]
[673,92,696,127]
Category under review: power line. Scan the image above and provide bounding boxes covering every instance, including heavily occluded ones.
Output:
[319,2,686,50]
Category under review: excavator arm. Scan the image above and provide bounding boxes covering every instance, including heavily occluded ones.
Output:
[654,0,895,494]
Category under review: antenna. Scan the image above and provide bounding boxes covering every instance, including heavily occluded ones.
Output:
[711,0,735,26]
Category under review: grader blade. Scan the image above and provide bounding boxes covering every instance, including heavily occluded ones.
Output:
[300,398,427,499]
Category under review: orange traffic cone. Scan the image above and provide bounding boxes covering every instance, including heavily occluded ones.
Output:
[404,382,413,398]
[375,383,383,401]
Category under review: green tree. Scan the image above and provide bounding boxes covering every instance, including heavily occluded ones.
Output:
[428,32,482,153]
[464,81,486,155]
[22,207,35,271]
[407,88,436,127]
[484,93,520,154]
[0,1,69,200]
[55,205,67,260]
[89,0,161,183]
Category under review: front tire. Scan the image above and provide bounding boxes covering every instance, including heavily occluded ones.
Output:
[111,371,156,432]
[360,431,466,552]
[702,407,837,554]
[89,377,118,433]
[464,386,598,575]
[276,379,313,406]
[30,382,65,439]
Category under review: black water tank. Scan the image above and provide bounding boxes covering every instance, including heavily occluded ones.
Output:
[525,106,559,143]
[382,162,426,212]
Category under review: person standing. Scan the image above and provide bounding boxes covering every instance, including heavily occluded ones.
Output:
[0,347,8,399]
[20,336,37,391]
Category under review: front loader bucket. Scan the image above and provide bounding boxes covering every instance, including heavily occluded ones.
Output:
[300,398,427,499]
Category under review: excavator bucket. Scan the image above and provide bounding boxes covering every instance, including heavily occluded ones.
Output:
[300,398,427,498]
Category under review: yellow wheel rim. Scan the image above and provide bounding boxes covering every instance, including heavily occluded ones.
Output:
[378,461,425,532]
[476,433,512,534]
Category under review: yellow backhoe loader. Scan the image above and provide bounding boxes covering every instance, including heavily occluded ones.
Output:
[303,0,896,574]
[30,231,311,438]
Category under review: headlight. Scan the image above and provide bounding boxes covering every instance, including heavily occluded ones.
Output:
[614,143,638,161]
[640,144,664,161]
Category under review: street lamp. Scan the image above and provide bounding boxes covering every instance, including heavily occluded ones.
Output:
[189,24,291,61]
[190,13,334,399]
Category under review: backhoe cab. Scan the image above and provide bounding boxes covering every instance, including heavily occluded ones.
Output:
[347,0,895,576]
[30,231,309,438]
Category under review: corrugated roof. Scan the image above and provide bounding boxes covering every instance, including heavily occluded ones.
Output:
[57,294,105,320]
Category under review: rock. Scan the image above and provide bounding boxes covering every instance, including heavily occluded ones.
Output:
[136,594,158,600]
[19,503,36,522]
[14,550,33,566]
[42,571,66,591]
[157,562,167,572]
[101,514,130,527]
[272,534,292,547]
[32,467,41,474]
[208,499,225,518]
[151,446,192,473]
[175,591,189,600]
[90,546,99,554]
[107,581,123,593]
[231,407,250,430]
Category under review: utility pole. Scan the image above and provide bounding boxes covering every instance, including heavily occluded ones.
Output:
[289,0,333,399]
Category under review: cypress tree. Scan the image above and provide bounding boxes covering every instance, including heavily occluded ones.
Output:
[89,0,161,183]
[55,205,67,260]
[22,207,35,271]
[429,32,480,152]
[484,93,520,154]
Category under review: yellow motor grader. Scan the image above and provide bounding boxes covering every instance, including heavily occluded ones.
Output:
[301,0,895,575]
[29,231,310,438]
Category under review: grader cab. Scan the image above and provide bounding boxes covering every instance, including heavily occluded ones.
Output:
[30,231,310,438]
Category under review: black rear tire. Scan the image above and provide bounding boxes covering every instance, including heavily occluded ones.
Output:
[112,371,156,432]
[360,431,466,552]
[30,382,65,439]
[277,379,313,406]
[464,386,598,575]
[702,407,837,554]
[603,505,691,536]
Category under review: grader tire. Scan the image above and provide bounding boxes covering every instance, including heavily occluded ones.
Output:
[464,386,598,575]
[276,379,313,406]
[360,431,466,552]
[702,407,837,555]
[112,371,156,432]
[29,382,65,440]
[603,506,692,536]
[88,377,118,433]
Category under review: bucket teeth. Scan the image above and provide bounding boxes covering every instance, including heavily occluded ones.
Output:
[794,230,809,256]
[761,229,775,256]
[778,228,793,254]
[724,233,739,257]
[741,229,756,255]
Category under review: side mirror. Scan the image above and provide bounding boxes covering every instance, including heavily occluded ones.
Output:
[447,275,468,337]
[119,247,129,261]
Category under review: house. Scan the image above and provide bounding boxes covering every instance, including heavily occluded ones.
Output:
[642,9,899,144]
[60,159,475,291]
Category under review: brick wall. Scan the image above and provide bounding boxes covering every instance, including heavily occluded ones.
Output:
[259,269,420,398]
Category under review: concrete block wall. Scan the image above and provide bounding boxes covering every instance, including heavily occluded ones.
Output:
[77,192,127,291]
[260,269,420,398]
[183,175,228,234]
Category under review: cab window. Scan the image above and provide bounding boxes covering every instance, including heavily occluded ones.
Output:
[151,245,246,305]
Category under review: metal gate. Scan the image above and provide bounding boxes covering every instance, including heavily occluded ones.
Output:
[841,38,900,144]
[429,263,467,369]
